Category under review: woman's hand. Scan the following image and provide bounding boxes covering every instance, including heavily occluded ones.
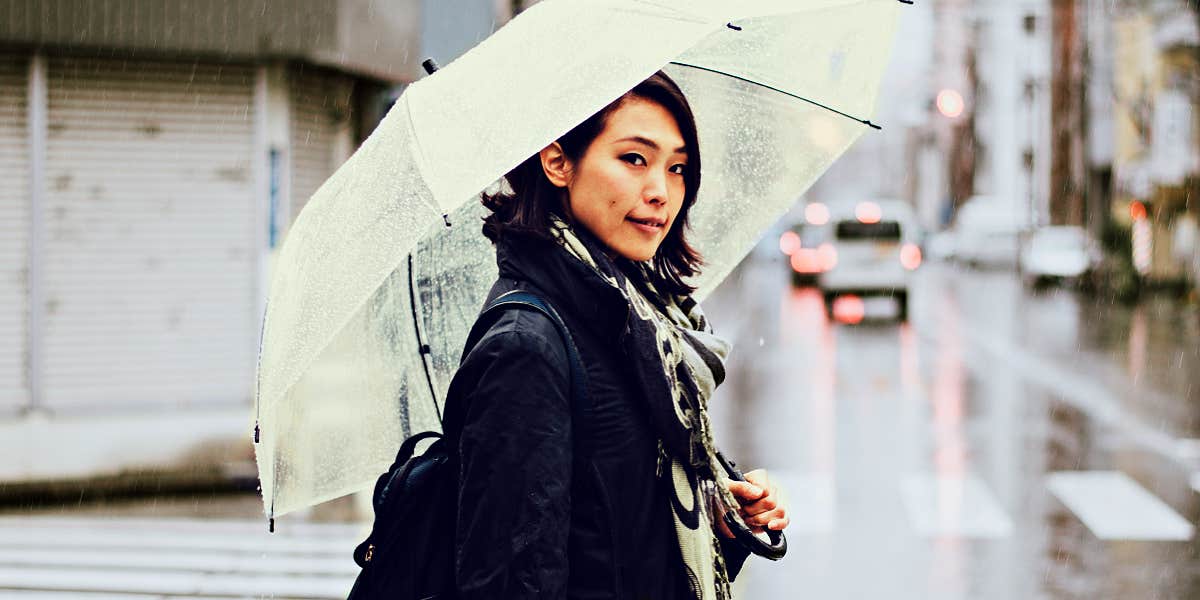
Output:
[721,469,789,538]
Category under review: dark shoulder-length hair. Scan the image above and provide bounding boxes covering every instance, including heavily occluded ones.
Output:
[481,70,703,296]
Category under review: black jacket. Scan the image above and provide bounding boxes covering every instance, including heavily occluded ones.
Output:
[441,233,750,599]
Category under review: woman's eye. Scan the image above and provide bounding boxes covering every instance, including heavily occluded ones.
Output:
[670,164,687,175]
[621,153,646,166]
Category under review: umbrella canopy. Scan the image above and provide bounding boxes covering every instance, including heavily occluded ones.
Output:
[255,0,901,520]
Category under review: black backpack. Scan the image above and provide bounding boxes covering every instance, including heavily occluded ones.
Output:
[347,290,588,600]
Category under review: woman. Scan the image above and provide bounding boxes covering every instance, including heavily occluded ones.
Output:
[441,71,789,599]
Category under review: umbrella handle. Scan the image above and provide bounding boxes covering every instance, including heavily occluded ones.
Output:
[715,450,787,561]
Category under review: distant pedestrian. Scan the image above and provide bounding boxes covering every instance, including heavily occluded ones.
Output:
[443,70,789,599]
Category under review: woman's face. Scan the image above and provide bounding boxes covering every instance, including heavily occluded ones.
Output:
[545,97,689,262]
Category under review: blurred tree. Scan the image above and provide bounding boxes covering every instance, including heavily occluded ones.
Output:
[1051,0,1086,226]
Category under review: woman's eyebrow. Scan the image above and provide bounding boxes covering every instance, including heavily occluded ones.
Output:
[614,135,688,155]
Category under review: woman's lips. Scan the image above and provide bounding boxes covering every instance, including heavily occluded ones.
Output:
[626,216,665,235]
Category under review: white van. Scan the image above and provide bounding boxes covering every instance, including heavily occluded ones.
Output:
[817,199,922,320]
[953,195,1024,267]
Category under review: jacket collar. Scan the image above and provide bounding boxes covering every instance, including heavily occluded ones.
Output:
[494,231,630,340]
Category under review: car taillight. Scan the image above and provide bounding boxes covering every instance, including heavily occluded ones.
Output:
[900,243,922,270]
[791,250,823,273]
[832,295,865,324]
[818,243,837,270]
[779,231,801,255]
[856,202,882,224]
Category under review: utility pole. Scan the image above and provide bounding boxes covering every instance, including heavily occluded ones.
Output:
[948,44,978,208]
[1050,0,1086,225]
[1188,0,1200,219]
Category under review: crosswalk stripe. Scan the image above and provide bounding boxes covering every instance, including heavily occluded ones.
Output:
[0,516,362,598]
[0,566,354,599]
[1047,471,1194,541]
[0,516,364,538]
[0,526,358,556]
[900,474,1014,538]
[0,548,359,577]
[0,592,220,600]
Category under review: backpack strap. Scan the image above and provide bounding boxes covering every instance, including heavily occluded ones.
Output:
[373,430,443,509]
[460,289,592,456]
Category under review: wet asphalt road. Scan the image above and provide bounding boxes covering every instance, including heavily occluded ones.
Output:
[5,252,1200,599]
[704,251,1200,600]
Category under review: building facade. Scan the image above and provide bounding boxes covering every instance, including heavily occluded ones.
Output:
[1108,0,1199,283]
[0,0,507,483]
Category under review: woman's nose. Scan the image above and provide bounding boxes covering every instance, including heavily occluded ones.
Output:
[644,173,668,205]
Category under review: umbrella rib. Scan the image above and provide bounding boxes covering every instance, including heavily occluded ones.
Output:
[668,61,883,130]
[252,301,274,529]
[408,253,444,429]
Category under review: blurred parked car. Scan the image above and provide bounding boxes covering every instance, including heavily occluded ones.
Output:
[780,222,834,286]
[923,229,957,262]
[817,199,921,321]
[1019,225,1101,288]
[953,195,1024,268]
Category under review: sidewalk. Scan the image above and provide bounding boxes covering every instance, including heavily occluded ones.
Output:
[0,405,255,501]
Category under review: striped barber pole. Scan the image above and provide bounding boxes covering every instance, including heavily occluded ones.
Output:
[1132,218,1152,275]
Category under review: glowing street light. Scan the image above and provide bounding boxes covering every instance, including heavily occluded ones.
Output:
[936,89,965,118]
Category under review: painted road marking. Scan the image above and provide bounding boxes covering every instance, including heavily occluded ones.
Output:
[0,567,352,599]
[1047,471,1193,541]
[0,516,360,598]
[901,474,1014,538]
[0,593,197,600]
[0,525,351,554]
[948,323,1189,468]
[0,548,359,576]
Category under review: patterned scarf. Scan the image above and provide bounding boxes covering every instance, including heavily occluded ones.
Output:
[548,216,745,600]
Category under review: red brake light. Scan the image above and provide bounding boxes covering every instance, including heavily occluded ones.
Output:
[856,202,882,224]
[832,295,865,324]
[779,231,801,255]
[791,249,823,274]
[818,243,837,270]
[900,243,922,270]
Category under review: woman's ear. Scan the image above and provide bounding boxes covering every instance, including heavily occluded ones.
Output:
[539,142,572,188]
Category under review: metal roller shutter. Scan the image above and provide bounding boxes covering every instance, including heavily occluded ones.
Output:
[43,56,257,410]
[0,54,28,413]
[290,67,353,223]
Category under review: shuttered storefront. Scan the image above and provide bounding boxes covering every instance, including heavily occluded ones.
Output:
[0,55,28,413]
[289,67,353,224]
[43,57,257,410]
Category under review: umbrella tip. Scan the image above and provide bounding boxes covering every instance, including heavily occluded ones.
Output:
[898,0,914,4]
[726,23,742,31]
[865,120,882,130]
[422,58,440,75]
[442,214,452,227]
[253,421,260,444]
[268,518,275,533]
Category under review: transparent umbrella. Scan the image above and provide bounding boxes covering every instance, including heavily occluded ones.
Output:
[254,0,902,524]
